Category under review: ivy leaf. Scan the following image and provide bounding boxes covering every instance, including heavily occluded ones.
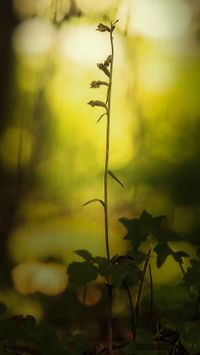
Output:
[119,211,165,249]
[126,250,147,264]
[75,250,92,262]
[111,258,141,288]
[154,242,173,268]
[83,199,105,208]
[67,261,98,287]
[93,256,110,279]
[179,321,200,355]
[154,227,183,243]
[172,251,190,264]
[108,170,124,188]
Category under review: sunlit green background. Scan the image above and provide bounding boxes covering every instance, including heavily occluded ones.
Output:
[0,0,200,322]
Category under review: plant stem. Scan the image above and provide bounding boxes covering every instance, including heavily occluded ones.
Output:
[134,248,151,336]
[123,281,135,341]
[149,263,153,317]
[178,261,193,299]
[103,23,115,355]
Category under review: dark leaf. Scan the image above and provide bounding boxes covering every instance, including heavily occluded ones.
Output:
[93,256,110,279]
[111,259,141,288]
[179,321,200,355]
[67,261,98,287]
[172,251,190,264]
[154,242,173,268]
[97,112,107,123]
[108,170,124,188]
[75,250,92,261]
[154,227,183,243]
[83,199,105,208]
[97,63,110,78]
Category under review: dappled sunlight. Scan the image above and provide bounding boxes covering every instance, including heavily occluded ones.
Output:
[118,0,193,39]
[12,261,68,296]
[12,18,56,57]
[0,2,200,343]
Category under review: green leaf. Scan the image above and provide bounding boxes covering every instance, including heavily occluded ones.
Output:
[154,242,173,268]
[83,198,105,208]
[119,211,165,249]
[75,250,92,261]
[93,256,110,279]
[108,170,124,188]
[172,251,190,264]
[179,321,200,355]
[111,258,141,288]
[67,261,98,287]
[97,112,107,123]
[154,227,183,243]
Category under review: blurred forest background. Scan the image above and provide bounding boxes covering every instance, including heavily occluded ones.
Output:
[0,0,200,335]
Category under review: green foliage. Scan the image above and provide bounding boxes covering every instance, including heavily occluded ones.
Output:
[93,256,110,279]
[179,321,200,355]
[108,170,124,188]
[75,249,93,262]
[119,210,166,249]
[67,261,98,287]
[184,258,200,289]
[0,316,88,355]
[111,257,141,288]
[154,242,190,268]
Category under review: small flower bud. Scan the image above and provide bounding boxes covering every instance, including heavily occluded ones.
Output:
[96,23,111,33]
[97,63,110,78]
[90,80,108,88]
[87,100,107,109]
[104,55,112,67]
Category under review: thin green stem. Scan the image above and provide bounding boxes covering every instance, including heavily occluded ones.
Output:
[123,281,135,341]
[178,261,193,299]
[103,23,115,355]
[134,248,151,337]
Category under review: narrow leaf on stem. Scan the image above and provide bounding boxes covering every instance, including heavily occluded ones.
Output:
[97,112,107,123]
[83,198,105,208]
[108,170,124,188]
